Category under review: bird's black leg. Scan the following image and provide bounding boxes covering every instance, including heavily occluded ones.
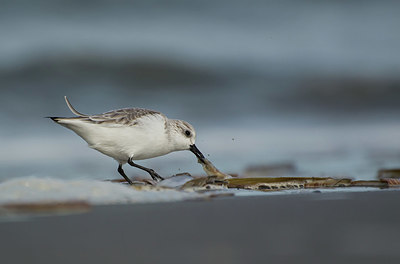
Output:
[117,164,133,185]
[127,159,164,181]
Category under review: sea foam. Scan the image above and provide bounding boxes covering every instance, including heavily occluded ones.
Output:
[0,177,201,205]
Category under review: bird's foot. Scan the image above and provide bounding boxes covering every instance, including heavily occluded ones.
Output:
[127,159,164,182]
[149,170,164,182]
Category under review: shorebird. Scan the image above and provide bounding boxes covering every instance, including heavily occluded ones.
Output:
[49,96,205,184]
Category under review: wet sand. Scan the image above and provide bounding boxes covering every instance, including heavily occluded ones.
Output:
[1,190,400,264]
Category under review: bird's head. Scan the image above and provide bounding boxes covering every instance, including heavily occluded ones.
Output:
[169,119,205,163]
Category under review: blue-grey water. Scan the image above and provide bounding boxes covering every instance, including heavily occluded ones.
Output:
[1,0,400,183]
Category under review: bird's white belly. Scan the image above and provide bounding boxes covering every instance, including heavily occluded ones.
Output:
[65,117,171,163]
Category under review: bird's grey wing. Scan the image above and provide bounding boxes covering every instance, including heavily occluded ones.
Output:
[86,108,164,126]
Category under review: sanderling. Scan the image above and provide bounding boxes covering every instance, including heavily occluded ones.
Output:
[49,96,205,184]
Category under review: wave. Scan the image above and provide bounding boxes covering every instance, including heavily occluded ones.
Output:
[0,176,202,206]
[0,54,223,87]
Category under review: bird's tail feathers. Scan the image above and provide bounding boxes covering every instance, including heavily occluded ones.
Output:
[47,116,62,123]
[47,116,83,128]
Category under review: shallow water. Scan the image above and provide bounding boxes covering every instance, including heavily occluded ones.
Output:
[1,122,400,182]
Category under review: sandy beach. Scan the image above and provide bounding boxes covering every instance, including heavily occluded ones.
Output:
[1,189,399,264]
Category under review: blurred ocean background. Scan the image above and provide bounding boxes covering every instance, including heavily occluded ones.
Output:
[1,0,400,182]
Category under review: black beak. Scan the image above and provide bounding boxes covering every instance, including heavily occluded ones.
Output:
[189,144,206,163]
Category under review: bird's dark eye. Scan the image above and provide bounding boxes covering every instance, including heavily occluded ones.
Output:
[185,130,191,137]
